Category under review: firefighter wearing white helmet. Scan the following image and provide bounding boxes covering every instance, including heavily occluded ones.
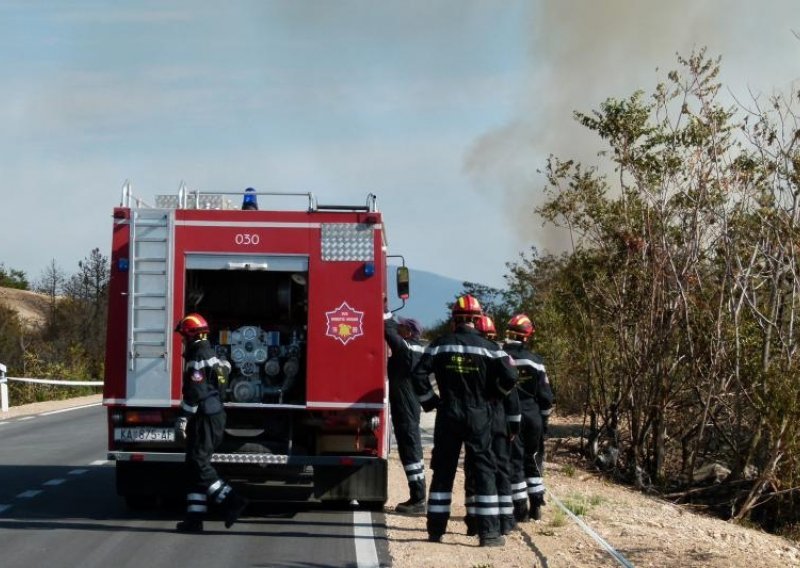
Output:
[412,295,518,547]
[503,314,554,522]
[174,313,248,533]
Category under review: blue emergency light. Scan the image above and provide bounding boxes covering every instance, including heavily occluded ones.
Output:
[242,187,258,210]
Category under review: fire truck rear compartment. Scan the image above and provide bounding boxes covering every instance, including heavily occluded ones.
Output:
[185,266,308,406]
[184,264,381,449]
[175,266,386,507]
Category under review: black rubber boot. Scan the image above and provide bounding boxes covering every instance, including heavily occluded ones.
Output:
[409,479,426,503]
[529,494,545,521]
[224,494,249,529]
[176,516,204,533]
[395,498,426,515]
[500,515,517,535]
[480,535,505,547]
[513,500,529,522]
[464,514,478,536]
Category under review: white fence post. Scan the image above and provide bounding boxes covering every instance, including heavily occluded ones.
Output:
[0,363,8,413]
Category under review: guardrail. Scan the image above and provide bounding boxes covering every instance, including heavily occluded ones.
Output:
[0,363,103,413]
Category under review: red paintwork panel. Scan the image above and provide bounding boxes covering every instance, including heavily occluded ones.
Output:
[103,209,130,401]
[306,258,385,405]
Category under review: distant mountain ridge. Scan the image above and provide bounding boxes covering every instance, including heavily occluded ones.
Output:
[386,266,468,328]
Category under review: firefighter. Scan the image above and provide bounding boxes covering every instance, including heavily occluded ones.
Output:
[384,313,427,515]
[412,295,518,547]
[174,313,248,533]
[474,314,497,342]
[503,314,554,522]
[464,315,521,536]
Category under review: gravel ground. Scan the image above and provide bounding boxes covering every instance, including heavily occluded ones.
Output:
[385,413,800,568]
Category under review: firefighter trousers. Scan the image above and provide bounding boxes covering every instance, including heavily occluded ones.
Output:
[514,399,545,512]
[390,385,425,502]
[428,404,500,541]
[184,411,236,519]
[465,402,514,534]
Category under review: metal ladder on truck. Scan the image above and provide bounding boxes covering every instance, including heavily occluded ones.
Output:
[126,208,174,405]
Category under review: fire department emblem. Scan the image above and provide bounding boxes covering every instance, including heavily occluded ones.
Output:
[325,302,364,345]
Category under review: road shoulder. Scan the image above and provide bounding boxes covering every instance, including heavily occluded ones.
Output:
[0,394,102,420]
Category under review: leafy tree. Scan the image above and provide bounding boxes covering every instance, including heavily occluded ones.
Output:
[0,263,29,290]
[35,259,66,335]
[515,48,800,528]
[60,248,109,378]
[0,301,24,371]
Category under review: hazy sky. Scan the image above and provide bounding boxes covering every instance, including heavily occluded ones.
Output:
[1,1,798,289]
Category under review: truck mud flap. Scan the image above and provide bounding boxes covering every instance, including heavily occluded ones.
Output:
[313,459,388,503]
[116,460,184,502]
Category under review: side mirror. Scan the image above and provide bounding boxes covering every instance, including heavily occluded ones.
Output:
[396,266,410,300]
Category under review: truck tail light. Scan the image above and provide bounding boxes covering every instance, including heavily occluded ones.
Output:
[322,413,362,430]
[125,410,164,425]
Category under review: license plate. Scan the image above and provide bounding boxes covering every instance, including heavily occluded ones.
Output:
[114,427,175,443]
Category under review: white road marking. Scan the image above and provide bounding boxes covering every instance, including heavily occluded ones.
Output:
[40,403,102,416]
[16,416,34,421]
[0,505,11,514]
[68,469,88,475]
[89,460,108,466]
[43,479,66,486]
[353,510,380,568]
[17,490,42,499]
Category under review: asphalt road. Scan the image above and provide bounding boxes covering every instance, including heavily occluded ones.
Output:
[0,404,390,568]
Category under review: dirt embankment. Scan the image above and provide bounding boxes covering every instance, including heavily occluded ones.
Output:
[0,286,50,328]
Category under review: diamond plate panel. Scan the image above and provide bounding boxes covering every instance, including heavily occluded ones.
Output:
[154,194,236,210]
[321,223,374,261]
[155,195,179,208]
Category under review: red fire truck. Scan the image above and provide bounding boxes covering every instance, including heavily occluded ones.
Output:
[103,184,409,510]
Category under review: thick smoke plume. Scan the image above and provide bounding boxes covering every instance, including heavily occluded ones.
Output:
[465,0,800,255]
